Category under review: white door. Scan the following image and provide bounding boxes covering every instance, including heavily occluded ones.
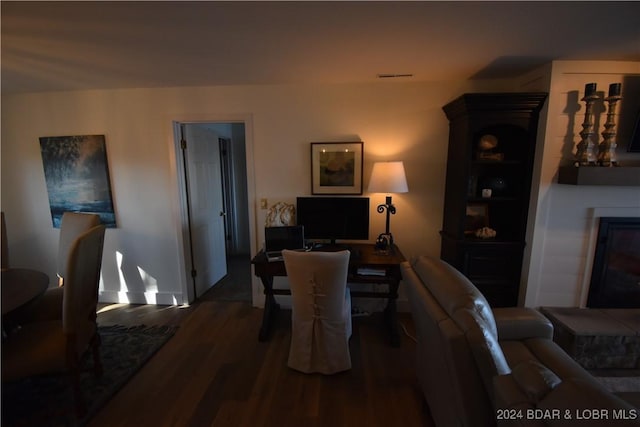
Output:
[183,124,228,297]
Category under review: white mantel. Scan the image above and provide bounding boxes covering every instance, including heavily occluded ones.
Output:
[516,61,640,308]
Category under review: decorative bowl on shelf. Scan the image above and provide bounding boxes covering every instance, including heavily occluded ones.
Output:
[478,135,498,151]
[474,227,497,239]
[477,135,504,161]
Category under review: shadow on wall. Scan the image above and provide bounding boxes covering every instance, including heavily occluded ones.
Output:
[562,90,581,164]
[99,232,182,305]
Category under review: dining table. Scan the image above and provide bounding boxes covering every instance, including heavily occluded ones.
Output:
[1,268,50,315]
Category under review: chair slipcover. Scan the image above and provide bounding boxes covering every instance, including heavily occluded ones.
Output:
[2,224,106,417]
[57,212,101,285]
[7,212,101,325]
[282,249,352,374]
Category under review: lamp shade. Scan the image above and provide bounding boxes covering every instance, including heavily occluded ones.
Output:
[368,161,408,194]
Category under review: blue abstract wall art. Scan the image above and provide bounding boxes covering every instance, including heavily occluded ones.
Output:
[39,135,116,228]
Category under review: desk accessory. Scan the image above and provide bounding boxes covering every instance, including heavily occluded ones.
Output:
[368,161,408,250]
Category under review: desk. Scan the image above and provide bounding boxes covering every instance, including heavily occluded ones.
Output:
[251,243,406,347]
[1,268,49,315]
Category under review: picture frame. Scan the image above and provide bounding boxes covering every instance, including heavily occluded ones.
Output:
[464,203,489,233]
[40,134,117,228]
[310,142,363,195]
[628,106,640,152]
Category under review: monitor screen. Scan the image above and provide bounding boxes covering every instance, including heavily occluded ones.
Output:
[296,197,369,243]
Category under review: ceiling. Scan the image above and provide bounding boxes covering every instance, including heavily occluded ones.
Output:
[2,1,639,94]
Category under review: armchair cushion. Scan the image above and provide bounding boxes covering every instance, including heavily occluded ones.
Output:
[494,308,554,341]
[511,361,561,401]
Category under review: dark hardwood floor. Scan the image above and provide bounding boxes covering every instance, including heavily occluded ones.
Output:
[90,288,434,427]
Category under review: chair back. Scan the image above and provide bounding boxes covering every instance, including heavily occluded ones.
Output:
[57,212,101,283]
[284,250,350,320]
[1,211,8,269]
[62,224,105,351]
[282,249,352,374]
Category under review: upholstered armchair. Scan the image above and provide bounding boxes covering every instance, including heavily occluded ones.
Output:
[2,224,106,417]
[282,249,352,374]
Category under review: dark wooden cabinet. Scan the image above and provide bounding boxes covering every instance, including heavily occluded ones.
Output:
[440,93,547,307]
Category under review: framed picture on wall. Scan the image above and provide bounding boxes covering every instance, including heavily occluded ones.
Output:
[310,142,363,194]
[628,107,640,152]
[464,203,489,234]
[39,134,117,228]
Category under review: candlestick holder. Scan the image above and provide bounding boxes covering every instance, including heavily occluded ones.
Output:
[575,84,599,166]
[598,84,622,167]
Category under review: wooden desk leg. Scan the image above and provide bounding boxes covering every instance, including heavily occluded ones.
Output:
[384,279,401,347]
[258,274,280,341]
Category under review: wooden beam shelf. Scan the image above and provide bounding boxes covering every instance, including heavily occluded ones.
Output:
[557,166,640,186]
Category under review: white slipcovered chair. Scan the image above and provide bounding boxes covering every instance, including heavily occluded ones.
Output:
[57,212,102,287]
[282,249,352,374]
[2,224,106,417]
[7,212,102,324]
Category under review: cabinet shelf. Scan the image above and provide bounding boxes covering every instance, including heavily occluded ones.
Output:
[440,92,547,307]
[472,159,522,166]
[467,197,519,203]
[441,231,522,245]
[462,237,523,245]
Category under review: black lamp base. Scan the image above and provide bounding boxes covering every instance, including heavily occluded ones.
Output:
[375,232,394,252]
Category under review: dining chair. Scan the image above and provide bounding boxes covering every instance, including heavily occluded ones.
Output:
[57,212,101,287]
[2,224,106,417]
[282,249,352,374]
[7,212,102,325]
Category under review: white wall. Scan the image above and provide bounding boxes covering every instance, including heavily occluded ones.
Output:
[1,79,512,306]
[5,62,636,309]
[519,61,640,308]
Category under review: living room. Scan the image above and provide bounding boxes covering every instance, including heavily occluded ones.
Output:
[3,2,639,312]
[1,2,639,424]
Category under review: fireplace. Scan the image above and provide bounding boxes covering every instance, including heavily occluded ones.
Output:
[586,217,640,308]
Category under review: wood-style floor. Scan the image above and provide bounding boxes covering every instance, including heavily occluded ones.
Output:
[89,296,434,427]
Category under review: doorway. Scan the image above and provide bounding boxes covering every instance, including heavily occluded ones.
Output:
[175,121,252,303]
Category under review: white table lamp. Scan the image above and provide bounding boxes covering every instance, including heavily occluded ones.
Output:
[368,161,408,247]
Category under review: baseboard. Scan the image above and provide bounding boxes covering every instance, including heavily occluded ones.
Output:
[98,290,183,305]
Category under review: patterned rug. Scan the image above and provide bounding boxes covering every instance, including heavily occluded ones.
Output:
[595,375,640,393]
[2,324,177,427]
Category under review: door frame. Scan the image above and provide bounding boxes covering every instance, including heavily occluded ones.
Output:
[169,114,258,305]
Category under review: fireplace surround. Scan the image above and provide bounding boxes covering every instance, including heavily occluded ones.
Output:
[587,217,640,308]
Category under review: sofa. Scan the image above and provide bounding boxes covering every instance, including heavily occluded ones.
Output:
[402,256,638,427]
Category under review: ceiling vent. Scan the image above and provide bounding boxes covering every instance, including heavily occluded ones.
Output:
[377,73,414,79]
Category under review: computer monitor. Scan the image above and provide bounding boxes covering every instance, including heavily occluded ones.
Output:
[296,197,369,245]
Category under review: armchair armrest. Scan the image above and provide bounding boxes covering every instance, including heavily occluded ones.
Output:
[494,364,638,427]
[493,308,553,341]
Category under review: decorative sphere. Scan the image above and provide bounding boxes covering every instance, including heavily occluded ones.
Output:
[478,135,498,151]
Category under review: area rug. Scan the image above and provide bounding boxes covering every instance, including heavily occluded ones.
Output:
[595,376,640,393]
[2,324,177,427]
